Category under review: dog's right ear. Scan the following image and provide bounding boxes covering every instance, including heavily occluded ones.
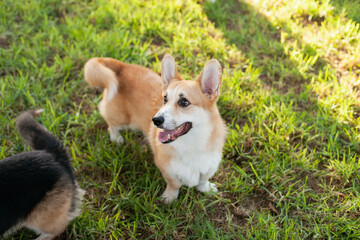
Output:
[161,54,181,87]
[197,59,222,100]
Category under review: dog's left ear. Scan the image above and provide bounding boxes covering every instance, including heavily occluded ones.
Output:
[161,54,181,87]
[197,59,222,99]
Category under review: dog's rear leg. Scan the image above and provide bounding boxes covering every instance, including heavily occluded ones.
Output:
[108,126,124,144]
[34,233,55,240]
[26,188,76,240]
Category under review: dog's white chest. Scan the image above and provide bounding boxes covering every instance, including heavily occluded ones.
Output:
[168,151,221,187]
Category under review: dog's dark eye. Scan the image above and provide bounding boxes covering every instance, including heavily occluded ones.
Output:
[164,95,168,104]
[178,98,190,107]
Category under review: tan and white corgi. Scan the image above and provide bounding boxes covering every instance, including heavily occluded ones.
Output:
[84,55,226,203]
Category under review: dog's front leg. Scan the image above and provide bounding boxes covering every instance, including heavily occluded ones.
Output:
[196,173,218,193]
[160,173,181,204]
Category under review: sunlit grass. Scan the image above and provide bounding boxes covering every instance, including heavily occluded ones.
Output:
[1,0,360,238]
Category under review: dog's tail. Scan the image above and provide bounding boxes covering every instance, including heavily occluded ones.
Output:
[15,109,71,169]
[84,57,119,102]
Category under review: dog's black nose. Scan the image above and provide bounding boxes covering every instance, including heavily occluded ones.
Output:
[152,116,164,127]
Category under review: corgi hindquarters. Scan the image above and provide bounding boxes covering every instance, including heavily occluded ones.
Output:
[84,58,119,103]
[0,110,84,239]
[84,57,163,143]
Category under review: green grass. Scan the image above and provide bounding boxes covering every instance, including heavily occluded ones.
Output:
[1,0,360,239]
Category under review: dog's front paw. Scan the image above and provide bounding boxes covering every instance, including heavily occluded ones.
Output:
[161,190,179,204]
[196,181,218,193]
[209,182,218,192]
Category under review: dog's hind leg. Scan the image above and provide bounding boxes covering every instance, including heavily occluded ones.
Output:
[34,233,55,240]
[98,99,126,144]
[25,186,74,240]
[108,125,124,144]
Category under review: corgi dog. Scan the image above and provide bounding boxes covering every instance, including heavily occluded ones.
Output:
[84,55,226,203]
[0,110,84,240]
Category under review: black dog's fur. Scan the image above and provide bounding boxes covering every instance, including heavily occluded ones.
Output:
[0,110,84,239]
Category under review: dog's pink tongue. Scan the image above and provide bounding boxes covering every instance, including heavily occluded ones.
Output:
[158,129,176,143]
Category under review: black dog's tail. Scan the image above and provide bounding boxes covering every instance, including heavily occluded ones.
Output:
[15,109,71,170]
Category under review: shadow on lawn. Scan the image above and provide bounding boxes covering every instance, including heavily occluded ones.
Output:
[204,0,326,95]
[202,0,360,232]
[203,0,359,153]
[203,0,359,143]
[330,0,360,23]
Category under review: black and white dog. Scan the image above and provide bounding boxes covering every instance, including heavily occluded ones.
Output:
[0,109,84,240]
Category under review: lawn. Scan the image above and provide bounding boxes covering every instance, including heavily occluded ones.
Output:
[1,0,360,239]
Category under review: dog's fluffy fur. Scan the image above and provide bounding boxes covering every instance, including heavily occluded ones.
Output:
[0,110,84,240]
[84,55,226,203]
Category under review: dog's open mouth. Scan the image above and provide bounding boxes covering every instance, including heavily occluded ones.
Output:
[158,122,192,144]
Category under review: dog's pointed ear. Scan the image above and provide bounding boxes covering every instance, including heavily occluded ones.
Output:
[197,59,222,99]
[161,54,181,87]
